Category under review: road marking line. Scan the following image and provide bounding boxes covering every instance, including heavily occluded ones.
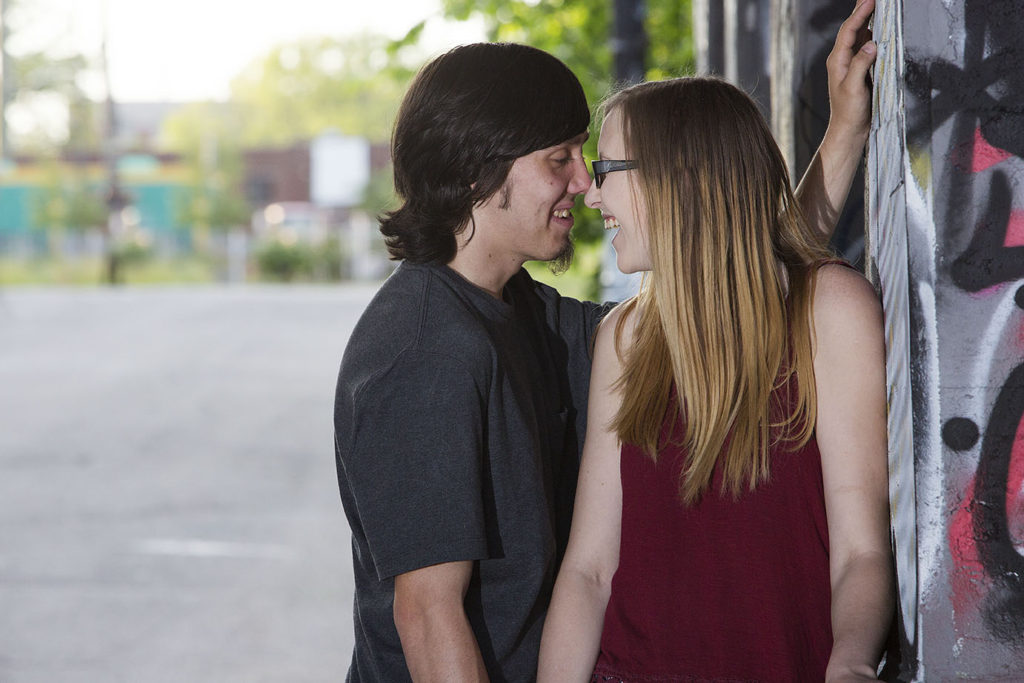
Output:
[135,538,295,560]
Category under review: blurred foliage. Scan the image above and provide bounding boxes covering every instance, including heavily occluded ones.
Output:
[3,0,96,152]
[33,161,107,233]
[227,34,413,146]
[255,239,312,282]
[178,181,250,234]
[164,103,251,233]
[313,235,345,281]
[0,255,213,286]
[161,101,244,159]
[439,0,695,119]
[358,166,400,219]
[114,237,154,267]
[254,236,348,282]
[525,238,604,302]
[256,240,306,282]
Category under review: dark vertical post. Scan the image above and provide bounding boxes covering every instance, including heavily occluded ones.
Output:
[693,0,725,76]
[100,15,126,284]
[602,0,648,301]
[724,0,771,118]
[612,0,647,84]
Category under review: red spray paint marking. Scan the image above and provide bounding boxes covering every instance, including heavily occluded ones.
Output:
[948,411,1024,615]
[949,477,984,617]
[953,126,1014,173]
[1002,210,1024,248]
[1010,419,1024,551]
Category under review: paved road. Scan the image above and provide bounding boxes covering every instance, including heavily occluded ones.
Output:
[0,285,378,682]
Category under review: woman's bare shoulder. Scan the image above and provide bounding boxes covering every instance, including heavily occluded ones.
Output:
[812,263,881,329]
[595,298,641,361]
[810,263,884,369]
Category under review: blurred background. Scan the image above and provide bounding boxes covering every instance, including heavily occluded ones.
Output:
[0,1,698,681]
[0,0,698,298]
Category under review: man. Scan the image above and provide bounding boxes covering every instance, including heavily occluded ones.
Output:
[335,8,876,680]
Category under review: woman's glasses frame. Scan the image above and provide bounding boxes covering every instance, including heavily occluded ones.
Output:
[591,159,637,188]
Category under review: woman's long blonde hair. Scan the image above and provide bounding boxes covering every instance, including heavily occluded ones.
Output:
[607,77,834,505]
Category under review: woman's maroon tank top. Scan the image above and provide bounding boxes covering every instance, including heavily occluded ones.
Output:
[593,380,833,683]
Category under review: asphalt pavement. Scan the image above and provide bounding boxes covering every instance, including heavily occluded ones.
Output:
[0,284,379,682]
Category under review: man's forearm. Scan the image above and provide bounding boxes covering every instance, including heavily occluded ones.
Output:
[395,601,489,682]
[393,561,490,682]
[795,126,869,239]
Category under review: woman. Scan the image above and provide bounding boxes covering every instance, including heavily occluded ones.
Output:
[537,75,893,683]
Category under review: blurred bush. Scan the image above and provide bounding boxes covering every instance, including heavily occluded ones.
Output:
[255,240,314,282]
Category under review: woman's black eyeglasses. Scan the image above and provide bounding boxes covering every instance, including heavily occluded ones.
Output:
[591,159,637,188]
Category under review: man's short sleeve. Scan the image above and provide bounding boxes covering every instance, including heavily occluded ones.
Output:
[340,348,489,580]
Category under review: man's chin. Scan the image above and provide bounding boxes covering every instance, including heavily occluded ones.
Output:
[546,240,574,275]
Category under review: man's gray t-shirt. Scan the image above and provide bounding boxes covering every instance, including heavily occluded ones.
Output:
[334,261,607,682]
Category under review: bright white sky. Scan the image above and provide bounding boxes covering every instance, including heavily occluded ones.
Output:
[12,0,486,102]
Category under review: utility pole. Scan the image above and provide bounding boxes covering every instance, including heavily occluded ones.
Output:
[0,0,10,160]
[100,1,126,284]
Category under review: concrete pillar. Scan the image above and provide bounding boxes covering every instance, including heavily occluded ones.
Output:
[868,0,1024,678]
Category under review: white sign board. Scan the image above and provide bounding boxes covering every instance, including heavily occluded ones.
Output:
[310,131,371,208]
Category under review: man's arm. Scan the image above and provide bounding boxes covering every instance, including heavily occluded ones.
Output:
[795,0,878,238]
[341,347,492,677]
[393,560,489,682]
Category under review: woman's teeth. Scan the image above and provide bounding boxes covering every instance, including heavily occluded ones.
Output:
[604,216,621,230]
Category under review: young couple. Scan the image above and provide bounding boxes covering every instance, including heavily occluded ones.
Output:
[334,2,890,681]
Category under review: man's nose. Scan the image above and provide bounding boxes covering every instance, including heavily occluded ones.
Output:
[584,177,600,209]
[568,157,592,195]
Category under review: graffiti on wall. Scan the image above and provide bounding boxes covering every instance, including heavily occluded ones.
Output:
[904,0,1024,662]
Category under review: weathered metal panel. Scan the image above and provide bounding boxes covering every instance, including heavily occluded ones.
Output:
[866,1,921,679]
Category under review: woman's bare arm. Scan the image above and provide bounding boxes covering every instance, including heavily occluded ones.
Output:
[812,264,894,683]
[537,306,632,682]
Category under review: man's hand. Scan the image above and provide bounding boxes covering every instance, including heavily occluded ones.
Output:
[393,561,489,682]
[826,0,878,142]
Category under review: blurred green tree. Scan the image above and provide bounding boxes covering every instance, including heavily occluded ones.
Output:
[228,33,413,146]
[163,102,251,264]
[173,119,251,249]
[32,160,109,282]
[2,0,96,153]
[439,0,694,117]
[33,161,106,238]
